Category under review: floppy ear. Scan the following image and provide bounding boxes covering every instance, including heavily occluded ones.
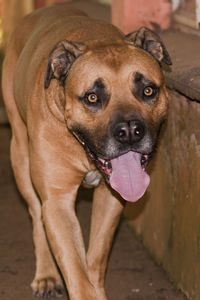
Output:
[44,41,85,89]
[124,27,172,65]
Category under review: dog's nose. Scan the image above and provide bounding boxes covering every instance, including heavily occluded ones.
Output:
[114,120,145,144]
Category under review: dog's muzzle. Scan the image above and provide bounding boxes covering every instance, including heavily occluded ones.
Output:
[72,118,155,203]
[98,119,151,202]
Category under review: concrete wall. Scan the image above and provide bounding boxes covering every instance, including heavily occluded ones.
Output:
[125,91,200,299]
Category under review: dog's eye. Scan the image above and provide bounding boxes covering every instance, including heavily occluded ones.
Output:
[87,93,98,103]
[143,86,154,97]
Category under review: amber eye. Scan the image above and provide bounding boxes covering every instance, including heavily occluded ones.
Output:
[143,86,153,97]
[87,93,98,103]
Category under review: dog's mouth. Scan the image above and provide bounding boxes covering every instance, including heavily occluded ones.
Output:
[72,130,152,202]
[85,145,152,202]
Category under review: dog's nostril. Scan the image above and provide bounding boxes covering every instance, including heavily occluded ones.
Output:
[115,123,129,143]
[118,128,128,138]
[130,120,145,142]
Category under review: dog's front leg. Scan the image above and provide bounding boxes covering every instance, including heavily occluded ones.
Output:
[28,121,98,299]
[42,192,97,300]
[87,181,125,299]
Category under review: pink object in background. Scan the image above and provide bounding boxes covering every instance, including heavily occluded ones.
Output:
[112,0,172,33]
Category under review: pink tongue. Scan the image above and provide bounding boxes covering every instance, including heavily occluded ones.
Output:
[110,151,150,202]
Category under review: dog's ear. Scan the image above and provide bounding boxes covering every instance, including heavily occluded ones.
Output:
[124,27,172,65]
[44,41,85,89]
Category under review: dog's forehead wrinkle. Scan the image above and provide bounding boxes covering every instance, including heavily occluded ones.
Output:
[92,45,158,70]
[85,44,137,70]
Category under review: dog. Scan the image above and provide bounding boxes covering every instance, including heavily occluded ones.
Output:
[2,3,171,300]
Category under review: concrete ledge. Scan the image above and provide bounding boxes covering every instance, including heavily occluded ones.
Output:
[125,90,200,299]
[161,29,200,102]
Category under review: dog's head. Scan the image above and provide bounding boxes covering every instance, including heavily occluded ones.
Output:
[45,27,171,202]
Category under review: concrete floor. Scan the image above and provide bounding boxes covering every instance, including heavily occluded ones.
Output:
[0,1,190,299]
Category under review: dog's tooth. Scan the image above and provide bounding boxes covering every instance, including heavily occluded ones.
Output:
[105,161,112,169]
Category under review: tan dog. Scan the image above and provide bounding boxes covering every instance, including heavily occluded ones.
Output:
[2,4,171,300]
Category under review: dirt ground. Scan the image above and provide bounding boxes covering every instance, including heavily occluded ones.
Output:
[0,0,195,299]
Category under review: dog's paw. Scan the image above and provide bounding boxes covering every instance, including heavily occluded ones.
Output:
[31,277,64,298]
